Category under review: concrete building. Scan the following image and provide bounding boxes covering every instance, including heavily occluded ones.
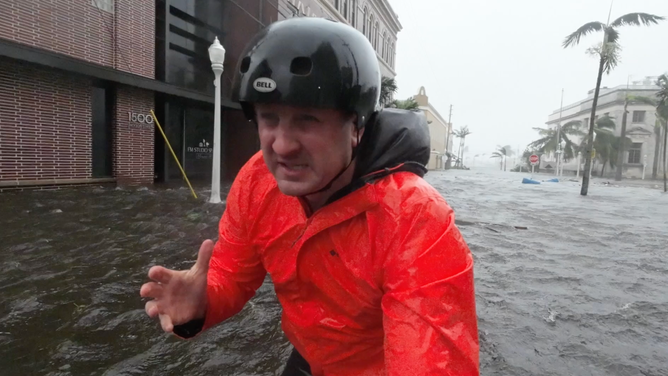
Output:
[0,0,400,190]
[278,0,400,79]
[414,86,452,170]
[545,77,663,179]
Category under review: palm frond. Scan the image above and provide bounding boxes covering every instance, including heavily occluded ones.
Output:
[604,27,620,44]
[563,21,606,48]
[562,120,582,128]
[453,126,471,138]
[392,97,420,111]
[656,73,668,107]
[380,76,398,107]
[630,95,658,107]
[586,42,622,74]
[611,13,665,28]
[561,120,587,136]
[596,116,616,130]
[528,136,551,148]
[532,126,551,134]
[602,42,621,74]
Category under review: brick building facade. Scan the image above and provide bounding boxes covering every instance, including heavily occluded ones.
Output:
[0,0,278,190]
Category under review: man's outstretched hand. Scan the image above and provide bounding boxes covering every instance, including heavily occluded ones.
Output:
[140,239,214,333]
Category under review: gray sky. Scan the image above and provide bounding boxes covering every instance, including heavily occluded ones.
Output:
[390,0,668,160]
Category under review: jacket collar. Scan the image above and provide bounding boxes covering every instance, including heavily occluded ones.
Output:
[325,108,431,205]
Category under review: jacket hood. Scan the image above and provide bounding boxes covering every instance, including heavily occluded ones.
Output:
[354,108,431,179]
[326,108,431,204]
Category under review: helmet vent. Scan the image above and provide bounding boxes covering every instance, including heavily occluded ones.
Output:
[239,56,251,73]
[290,57,312,76]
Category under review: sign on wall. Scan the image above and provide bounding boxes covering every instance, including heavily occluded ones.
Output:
[128,111,153,130]
[187,139,213,160]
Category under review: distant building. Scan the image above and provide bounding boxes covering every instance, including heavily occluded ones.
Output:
[414,87,452,170]
[279,0,401,79]
[545,77,663,179]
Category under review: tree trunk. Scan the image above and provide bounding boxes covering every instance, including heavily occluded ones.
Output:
[581,56,606,196]
[600,162,605,177]
[652,125,661,179]
[663,121,668,192]
[614,97,629,181]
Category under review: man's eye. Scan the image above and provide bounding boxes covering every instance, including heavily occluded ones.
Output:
[259,113,279,124]
[298,115,320,123]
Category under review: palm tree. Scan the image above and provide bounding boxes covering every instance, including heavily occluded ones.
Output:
[656,74,668,192]
[653,122,665,180]
[629,91,668,180]
[490,145,514,171]
[590,117,630,177]
[380,76,398,107]
[452,126,472,168]
[528,120,584,164]
[391,97,420,111]
[563,10,664,195]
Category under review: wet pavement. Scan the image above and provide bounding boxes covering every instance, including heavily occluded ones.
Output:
[1,169,667,375]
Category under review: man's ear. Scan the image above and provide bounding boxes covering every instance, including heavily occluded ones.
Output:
[349,113,364,147]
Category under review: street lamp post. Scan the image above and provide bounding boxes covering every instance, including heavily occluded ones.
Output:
[208,37,226,204]
[642,154,647,180]
[555,145,560,176]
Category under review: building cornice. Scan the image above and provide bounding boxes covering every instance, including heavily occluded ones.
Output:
[419,104,448,129]
[546,100,658,125]
[376,0,402,32]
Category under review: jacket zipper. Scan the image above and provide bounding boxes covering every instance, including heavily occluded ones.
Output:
[291,218,311,248]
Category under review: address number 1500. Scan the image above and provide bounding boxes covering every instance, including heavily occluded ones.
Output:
[128,112,154,124]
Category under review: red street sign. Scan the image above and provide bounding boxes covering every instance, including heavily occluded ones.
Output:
[530,154,539,165]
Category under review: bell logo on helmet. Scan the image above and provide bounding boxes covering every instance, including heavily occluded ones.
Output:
[253,77,276,93]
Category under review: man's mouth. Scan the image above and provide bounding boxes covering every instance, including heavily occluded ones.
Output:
[278,162,308,171]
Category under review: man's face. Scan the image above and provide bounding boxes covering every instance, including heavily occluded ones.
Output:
[255,103,360,197]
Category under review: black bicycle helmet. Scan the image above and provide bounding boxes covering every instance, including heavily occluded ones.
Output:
[231,17,381,129]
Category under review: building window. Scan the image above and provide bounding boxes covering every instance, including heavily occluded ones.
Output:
[335,0,340,10]
[351,0,357,27]
[362,6,367,35]
[369,14,375,46]
[391,46,394,67]
[628,143,642,164]
[92,0,114,13]
[375,21,379,51]
[632,110,646,123]
[382,31,388,60]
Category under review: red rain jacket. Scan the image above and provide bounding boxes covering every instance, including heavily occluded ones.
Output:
[199,149,479,375]
[177,109,479,375]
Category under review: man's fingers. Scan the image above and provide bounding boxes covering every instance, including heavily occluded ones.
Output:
[147,265,173,284]
[140,282,164,299]
[194,239,215,272]
[159,313,174,333]
[145,300,160,318]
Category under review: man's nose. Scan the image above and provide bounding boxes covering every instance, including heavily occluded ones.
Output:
[272,125,301,157]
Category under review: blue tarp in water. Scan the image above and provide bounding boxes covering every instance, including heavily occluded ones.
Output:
[522,178,541,184]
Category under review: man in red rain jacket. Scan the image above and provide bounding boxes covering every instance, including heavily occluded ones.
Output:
[141,17,479,376]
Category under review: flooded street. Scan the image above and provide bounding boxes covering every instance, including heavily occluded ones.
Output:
[1,170,667,376]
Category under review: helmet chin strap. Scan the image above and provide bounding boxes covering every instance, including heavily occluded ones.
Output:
[302,131,361,198]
